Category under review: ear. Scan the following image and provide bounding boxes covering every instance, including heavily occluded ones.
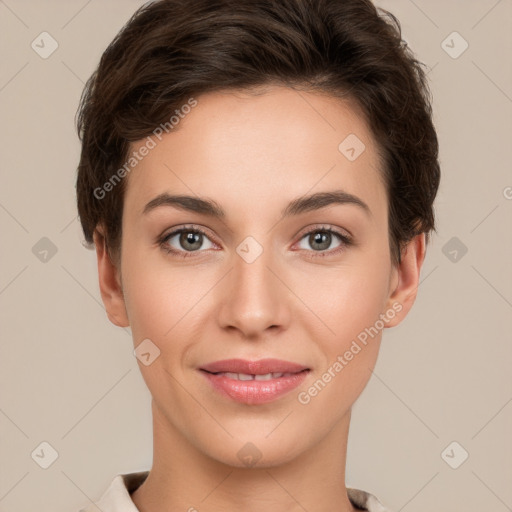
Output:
[93,226,130,328]
[383,233,426,328]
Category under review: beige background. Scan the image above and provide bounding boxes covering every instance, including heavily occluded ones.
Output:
[0,1,511,511]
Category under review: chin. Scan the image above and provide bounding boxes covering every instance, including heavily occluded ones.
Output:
[201,433,309,470]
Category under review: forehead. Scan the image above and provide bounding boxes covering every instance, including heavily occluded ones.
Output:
[124,85,386,220]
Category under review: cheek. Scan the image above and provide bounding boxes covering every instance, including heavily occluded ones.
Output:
[123,252,390,345]
[293,258,390,343]
[121,256,204,402]
[121,249,216,357]
[294,269,388,416]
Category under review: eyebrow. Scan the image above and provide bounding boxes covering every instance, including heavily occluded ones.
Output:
[142,190,371,219]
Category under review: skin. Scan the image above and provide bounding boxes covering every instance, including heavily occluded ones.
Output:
[94,85,425,512]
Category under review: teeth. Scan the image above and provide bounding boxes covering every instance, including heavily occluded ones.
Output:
[216,372,292,380]
[254,373,274,381]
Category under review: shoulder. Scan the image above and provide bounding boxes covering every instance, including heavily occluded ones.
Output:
[347,487,393,511]
[76,473,392,512]
[75,471,149,512]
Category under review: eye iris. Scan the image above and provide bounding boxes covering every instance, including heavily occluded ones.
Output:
[310,231,331,251]
[180,231,202,251]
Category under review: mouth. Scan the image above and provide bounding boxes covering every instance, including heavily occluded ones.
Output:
[203,371,304,381]
[199,359,310,404]
[200,358,309,375]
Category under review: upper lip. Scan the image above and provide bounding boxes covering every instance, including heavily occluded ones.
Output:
[200,358,309,375]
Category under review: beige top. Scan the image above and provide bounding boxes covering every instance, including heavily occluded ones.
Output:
[77,471,393,511]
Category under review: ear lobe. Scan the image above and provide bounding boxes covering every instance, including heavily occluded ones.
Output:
[384,233,426,328]
[93,227,130,328]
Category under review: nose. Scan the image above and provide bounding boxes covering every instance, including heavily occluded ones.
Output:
[216,244,291,339]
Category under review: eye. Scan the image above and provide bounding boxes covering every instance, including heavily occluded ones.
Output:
[158,224,353,259]
[159,225,216,258]
[295,226,353,256]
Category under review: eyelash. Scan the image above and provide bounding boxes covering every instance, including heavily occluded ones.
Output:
[157,224,353,260]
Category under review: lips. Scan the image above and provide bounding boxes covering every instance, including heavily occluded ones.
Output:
[199,358,310,404]
[200,358,309,375]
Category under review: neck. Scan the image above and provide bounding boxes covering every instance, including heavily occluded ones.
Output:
[131,401,357,512]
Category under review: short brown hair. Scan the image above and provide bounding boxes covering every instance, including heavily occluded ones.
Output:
[76,0,440,267]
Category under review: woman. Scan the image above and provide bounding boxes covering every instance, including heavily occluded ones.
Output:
[75,0,440,510]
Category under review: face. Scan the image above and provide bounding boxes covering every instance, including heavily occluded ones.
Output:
[98,85,422,468]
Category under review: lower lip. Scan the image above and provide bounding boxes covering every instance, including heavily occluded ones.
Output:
[200,370,309,404]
